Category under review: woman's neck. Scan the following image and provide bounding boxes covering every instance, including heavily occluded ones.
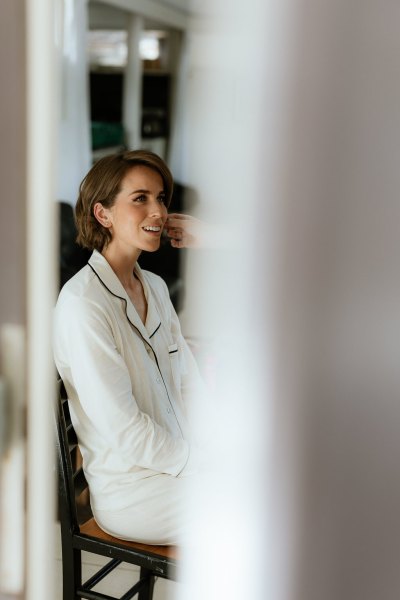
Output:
[101,243,147,323]
[101,243,141,291]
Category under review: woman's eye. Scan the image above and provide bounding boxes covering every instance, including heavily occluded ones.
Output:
[134,195,146,203]
[158,195,166,204]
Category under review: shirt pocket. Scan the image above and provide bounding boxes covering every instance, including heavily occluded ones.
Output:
[168,343,181,390]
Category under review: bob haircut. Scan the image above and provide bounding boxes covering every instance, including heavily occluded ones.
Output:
[75,149,174,252]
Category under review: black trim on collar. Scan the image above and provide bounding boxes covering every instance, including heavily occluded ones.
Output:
[88,263,126,303]
[89,263,161,340]
[88,263,182,434]
[149,322,161,338]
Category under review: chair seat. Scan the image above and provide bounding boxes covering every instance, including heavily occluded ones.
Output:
[79,517,179,561]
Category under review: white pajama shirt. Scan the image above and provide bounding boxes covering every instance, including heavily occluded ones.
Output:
[53,250,202,543]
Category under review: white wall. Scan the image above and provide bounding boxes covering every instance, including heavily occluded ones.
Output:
[176,1,400,599]
[88,1,128,29]
[56,0,91,205]
[92,0,190,29]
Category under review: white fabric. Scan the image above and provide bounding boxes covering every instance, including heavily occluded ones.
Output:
[92,474,191,545]
[53,251,203,526]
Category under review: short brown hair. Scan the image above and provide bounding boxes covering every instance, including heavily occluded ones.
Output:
[75,149,174,251]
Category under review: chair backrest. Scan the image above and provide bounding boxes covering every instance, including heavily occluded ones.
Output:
[55,379,91,533]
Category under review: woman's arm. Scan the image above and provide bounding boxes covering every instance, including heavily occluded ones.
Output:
[55,295,190,476]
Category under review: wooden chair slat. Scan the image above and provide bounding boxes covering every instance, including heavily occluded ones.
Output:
[66,422,78,446]
[73,467,88,498]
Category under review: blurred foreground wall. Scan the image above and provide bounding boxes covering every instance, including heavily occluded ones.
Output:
[280,2,400,598]
[180,1,400,599]
[0,0,26,324]
[0,1,26,598]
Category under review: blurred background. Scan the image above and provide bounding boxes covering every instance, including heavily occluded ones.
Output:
[1,0,400,599]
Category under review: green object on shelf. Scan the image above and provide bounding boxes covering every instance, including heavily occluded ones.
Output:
[91,121,125,150]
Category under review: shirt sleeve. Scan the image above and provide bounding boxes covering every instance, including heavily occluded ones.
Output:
[55,294,190,476]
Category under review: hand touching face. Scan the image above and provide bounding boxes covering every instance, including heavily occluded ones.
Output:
[164,213,207,249]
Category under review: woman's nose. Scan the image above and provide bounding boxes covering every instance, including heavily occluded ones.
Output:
[149,199,165,217]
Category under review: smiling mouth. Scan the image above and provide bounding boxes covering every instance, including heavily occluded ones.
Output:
[142,226,162,232]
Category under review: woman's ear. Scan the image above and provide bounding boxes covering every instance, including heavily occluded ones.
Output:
[93,202,112,228]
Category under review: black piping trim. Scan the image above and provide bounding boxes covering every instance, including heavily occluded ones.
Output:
[88,262,184,436]
[168,349,178,354]
[149,322,161,338]
[88,263,129,306]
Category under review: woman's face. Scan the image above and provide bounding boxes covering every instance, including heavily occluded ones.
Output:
[101,165,168,255]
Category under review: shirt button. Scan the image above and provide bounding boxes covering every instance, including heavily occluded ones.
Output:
[156,377,161,383]
[167,407,171,414]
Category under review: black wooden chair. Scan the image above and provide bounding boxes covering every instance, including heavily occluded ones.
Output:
[55,379,179,600]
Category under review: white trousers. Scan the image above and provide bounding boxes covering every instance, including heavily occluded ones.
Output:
[92,472,193,545]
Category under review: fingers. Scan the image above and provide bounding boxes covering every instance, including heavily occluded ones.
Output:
[166,228,183,240]
[166,219,187,230]
[170,238,185,248]
[165,214,185,238]
[165,213,199,248]
[167,213,192,221]
[164,221,185,247]
[166,213,194,229]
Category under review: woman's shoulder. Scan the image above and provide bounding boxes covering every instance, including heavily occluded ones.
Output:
[58,263,95,300]
[55,267,115,340]
[56,263,110,319]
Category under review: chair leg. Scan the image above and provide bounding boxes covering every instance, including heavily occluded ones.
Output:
[138,567,155,600]
[61,543,82,600]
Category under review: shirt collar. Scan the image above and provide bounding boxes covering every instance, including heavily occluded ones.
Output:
[88,250,162,341]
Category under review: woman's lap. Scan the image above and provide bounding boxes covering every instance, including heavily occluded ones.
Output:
[92,473,192,545]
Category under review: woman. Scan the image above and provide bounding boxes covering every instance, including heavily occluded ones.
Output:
[53,150,203,544]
